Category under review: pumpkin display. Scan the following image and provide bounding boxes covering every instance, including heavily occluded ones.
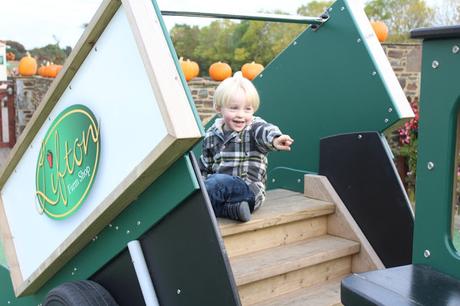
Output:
[18,53,37,76]
[209,61,232,81]
[179,57,199,81]
[241,61,264,80]
[6,52,15,61]
[371,21,389,42]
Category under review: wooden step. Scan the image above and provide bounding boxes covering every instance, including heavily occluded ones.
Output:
[219,189,335,237]
[232,235,359,305]
[224,216,328,258]
[251,277,344,306]
[231,235,360,286]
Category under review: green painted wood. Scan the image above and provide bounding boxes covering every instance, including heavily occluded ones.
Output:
[412,36,460,278]
[253,0,412,192]
[0,155,199,305]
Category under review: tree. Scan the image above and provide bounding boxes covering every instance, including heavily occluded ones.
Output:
[30,44,67,65]
[170,24,200,61]
[365,0,435,42]
[433,0,460,26]
[6,40,27,60]
[297,1,334,17]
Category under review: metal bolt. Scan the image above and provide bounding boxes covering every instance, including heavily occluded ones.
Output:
[126,230,130,235]
[109,224,112,228]
[328,7,333,12]
[424,249,431,258]
[259,74,263,78]
[388,107,393,113]
[115,226,119,230]
[272,178,276,183]
[71,272,75,275]
[177,289,181,294]
[340,6,345,11]
[372,71,377,76]
[297,179,301,183]
[137,221,141,226]
[293,41,297,46]
[74,267,78,271]
[384,118,389,123]
[453,45,459,54]
[432,60,439,69]
[357,134,363,139]
[357,38,361,43]
[427,162,434,170]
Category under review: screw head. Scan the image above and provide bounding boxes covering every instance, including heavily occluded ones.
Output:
[357,38,361,43]
[424,249,431,258]
[427,162,434,170]
[432,60,439,69]
[272,178,276,183]
[388,107,393,113]
[357,134,363,139]
[453,45,459,54]
[177,289,181,294]
[384,118,389,123]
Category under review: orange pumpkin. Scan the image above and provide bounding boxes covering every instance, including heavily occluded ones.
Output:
[209,61,232,81]
[371,21,388,42]
[179,57,199,81]
[46,64,60,78]
[6,52,15,61]
[18,53,37,76]
[241,61,264,80]
[38,66,46,77]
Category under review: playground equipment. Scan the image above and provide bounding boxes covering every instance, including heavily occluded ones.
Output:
[1,0,456,305]
[341,25,460,305]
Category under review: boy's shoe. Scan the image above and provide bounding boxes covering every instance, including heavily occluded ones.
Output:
[221,201,251,222]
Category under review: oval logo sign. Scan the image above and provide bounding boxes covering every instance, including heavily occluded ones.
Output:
[35,105,100,220]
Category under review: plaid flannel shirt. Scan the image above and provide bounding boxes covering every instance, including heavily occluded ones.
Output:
[199,116,282,210]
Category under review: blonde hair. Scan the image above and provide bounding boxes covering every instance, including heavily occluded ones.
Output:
[213,71,260,112]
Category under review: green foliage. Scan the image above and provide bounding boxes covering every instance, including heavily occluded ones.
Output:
[297,1,334,16]
[170,17,305,75]
[29,44,68,65]
[365,0,434,42]
[6,40,27,60]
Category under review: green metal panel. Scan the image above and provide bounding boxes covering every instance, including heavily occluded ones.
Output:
[412,37,460,278]
[253,0,413,192]
[0,155,198,305]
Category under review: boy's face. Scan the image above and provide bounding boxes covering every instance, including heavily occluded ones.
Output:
[217,90,254,132]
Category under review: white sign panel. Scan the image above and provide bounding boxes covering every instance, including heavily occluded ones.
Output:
[0,0,201,296]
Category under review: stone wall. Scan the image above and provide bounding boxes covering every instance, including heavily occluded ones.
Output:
[382,43,421,104]
[14,77,53,135]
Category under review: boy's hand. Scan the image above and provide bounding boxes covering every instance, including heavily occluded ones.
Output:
[274,135,294,151]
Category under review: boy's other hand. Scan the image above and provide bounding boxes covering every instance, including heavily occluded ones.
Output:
[274,135,294,151]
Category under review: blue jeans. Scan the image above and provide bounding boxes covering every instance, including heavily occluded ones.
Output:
[204,174,256,217]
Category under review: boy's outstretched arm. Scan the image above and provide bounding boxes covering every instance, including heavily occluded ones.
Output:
[273,135,294,151]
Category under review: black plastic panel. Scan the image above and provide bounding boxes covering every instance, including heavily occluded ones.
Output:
[91,190,240,306]
[319,132,413,267]
[411,25,460,39]
[341,264,460,306]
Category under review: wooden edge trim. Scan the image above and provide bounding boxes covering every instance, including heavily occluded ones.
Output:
[304,174,385,273]
[0,0,121,188]
[15,134,200,296]
[0,197,23,295]
[122,0,202,139]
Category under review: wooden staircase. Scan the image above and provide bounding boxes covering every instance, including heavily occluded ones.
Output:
[218,175,384,306]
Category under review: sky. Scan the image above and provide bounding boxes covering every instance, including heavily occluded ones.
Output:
[2,0,443,50]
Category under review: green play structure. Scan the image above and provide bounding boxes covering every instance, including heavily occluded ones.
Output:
[1,0,460,305]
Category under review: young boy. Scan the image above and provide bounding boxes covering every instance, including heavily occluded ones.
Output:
[199,71,293,222]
